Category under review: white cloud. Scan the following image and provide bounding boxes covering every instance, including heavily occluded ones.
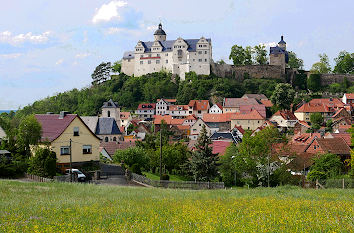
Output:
[75,53,90,58]
[92,1,127,24]
[259,42,277,48]
[55,59,64,65]
[0,31,51,46]
[0,53,22,59]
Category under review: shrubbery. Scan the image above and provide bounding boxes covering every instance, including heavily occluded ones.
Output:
[28,147,57,178]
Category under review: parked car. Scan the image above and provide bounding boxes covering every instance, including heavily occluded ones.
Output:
[65,169,86,182]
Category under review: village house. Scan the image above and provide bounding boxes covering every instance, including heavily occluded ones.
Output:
[231,110,265,130]
[294,121,311,134]
[294,103,332,122]
[82,117,122,143]
[223,98,259,113]
[155,99,176,115]
[202,113,234,134]
[100,141,136,161]
[242,94,268,102]
[166,104,190,118]
[188,100,210,118]
[101,99,121,125]
[119,112,132,128]
[209,103,223,114]
[342,93,354,105]
[189,118,211,140]
[35,112,101,172]
[270,110,298,129]
[136,103,156,120]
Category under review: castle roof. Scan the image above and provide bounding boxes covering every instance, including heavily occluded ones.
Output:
[154,23,166,36]
[137,38,211,53]
[123,51,135,59]
[278,36,286,44]
[102,99,119,108]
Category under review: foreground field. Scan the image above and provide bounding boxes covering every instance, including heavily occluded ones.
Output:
[0,180,353,232]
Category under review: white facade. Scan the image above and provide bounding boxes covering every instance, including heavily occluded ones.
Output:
[270,115,298,128]
[189,119,210,140]
[121,24,212,80]
[209,104,223,114]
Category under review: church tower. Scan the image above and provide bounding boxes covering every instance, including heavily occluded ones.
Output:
[278,36,286,51]
[154,23,167,41]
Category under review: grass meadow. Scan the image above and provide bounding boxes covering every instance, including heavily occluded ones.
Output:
[0,180,353,232]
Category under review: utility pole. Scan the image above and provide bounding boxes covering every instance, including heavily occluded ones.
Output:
[159,127,163,180]
[69,139,73,182]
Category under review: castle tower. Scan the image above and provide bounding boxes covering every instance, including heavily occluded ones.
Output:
[154,23,166,41]
[101,99,121,126]
[278,35,286,51]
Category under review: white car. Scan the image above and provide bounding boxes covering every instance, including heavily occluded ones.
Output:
[65,169,86,182]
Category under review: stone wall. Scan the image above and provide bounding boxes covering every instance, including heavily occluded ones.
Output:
[211,63,285,80]
[319,74,354,86]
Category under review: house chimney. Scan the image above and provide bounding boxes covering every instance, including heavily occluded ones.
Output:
[59,111,70,119]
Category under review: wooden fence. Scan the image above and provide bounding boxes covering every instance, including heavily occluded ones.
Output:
[131,173,225,190]
[25,173,53,183]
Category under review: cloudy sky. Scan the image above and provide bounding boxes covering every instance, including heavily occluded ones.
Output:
[0,0,353,109]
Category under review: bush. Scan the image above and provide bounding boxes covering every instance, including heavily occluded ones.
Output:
[307,74,322,92]
[0,157,28,178]
[28,147,57,178]
[130,163,142,175]
[113,147,148,173]
[161,174,170,181]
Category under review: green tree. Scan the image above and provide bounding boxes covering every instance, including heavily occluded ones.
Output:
[307,153,343,181]
[307,73,322,92]
[188,125,218,181]
[28,147,57,178]
[229,45,246,66]
[112,147,148,172]
[311,53,331,74]
[328,83,344,93]
[270,83,295,110]
[244,46,253,65]
[112,60,122,73]
[219,144,239,186]
[216,59,226,65]
[333,51,354,74]
[91,62,112,85]
[287,51,304,69]
[253,44,267,65]
[310,112,323,130]
[17,115,42,157]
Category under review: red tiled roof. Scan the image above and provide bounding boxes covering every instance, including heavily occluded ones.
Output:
[223,98,259,108]
[168,105,189,111]
[345,93,354,100]
[295,103,330,113]
[202,113,235,122]
[233,125,245,134]
[153,115,173,125]
[137,103,156,110]
[35,114,77,142]
[176,125,190,131]
[240,105,266,118]
[100,141,136,156]
[316,138,350,155]
[157,99,177,103]
[232,110,264,120]
[211,141,232,156]
[170,118,185,125]
[332,133,351,145]
[260,99,273,108]
[120,112,131,119]
[216,103,223,110]
[185,114,197,120]
[188,100,210,111]
[309,98,344,108]
[292,133,321,145]
[298,121,311,128]
[274,110,298,120]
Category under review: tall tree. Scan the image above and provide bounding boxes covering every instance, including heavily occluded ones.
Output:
[333,51,354,74]
[253,44,268,65]
[310,112,323,130]
[287,51,304,69]
[270,83,295,110]
[311,53,331,74]
[112,60,122,73]
[91,62,112,85]
[229,45,246,66]
[244,46,253,65]
[307,153,342,181]
[17,115,42,157]
[188,125,218,181]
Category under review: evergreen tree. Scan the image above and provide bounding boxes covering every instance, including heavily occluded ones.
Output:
[91,62,112,85]
[188,125,218,181]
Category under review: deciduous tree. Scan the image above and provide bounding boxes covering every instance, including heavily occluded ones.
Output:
[333,51,354,74]
[311,53,331,74]
[270,83,295,110]
[254,44,267,65]
[288,51,304,69]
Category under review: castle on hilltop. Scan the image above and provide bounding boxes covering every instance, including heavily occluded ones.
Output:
[269,36,289,72]
[121,23,213,80]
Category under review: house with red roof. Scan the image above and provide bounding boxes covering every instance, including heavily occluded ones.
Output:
[209,103,223,114]
[156,99,176,115]
[202,113,234,133]
[188,100,210,118]
[99,141,136,160]
[294,121,311,134]
[270,110,298,128]
[35,112,101,172]
[119,112,132,128]
[223,97,259,113]
[135,103,156,120]
[189,118,211,140]
[342,93,354,105]
[166,104,190,118]
[230,110,265,130]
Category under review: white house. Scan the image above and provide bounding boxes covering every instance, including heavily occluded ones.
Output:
[270,110,298,128]
[189,118,210,140]
[209,103,223,114]
[155,99,176,115]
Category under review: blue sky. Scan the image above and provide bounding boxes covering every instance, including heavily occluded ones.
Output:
[0,0,353,109]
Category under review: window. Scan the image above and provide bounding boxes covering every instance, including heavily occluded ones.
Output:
[178,49,183,58]
[105,137,109,142]
[165,53,168,56]
[198,51,202,54]
[198,59,202,62]
[107,110,111,118]
[166,60,168,64]
[205,51,207,54]
[198,110,201,114]
[157,54,160,57]
[203,45,207,47]
[140,61,143,65]
[156,60,160,64]
[140,55,144,58]
[205,59,207,62]
[148,60,151,64]
[83,145,92,154]
[60,146,70,155]
[73,127,79,136]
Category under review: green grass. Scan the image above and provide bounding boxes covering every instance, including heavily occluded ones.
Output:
[142,171,189,181]
[0,180,353,232]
